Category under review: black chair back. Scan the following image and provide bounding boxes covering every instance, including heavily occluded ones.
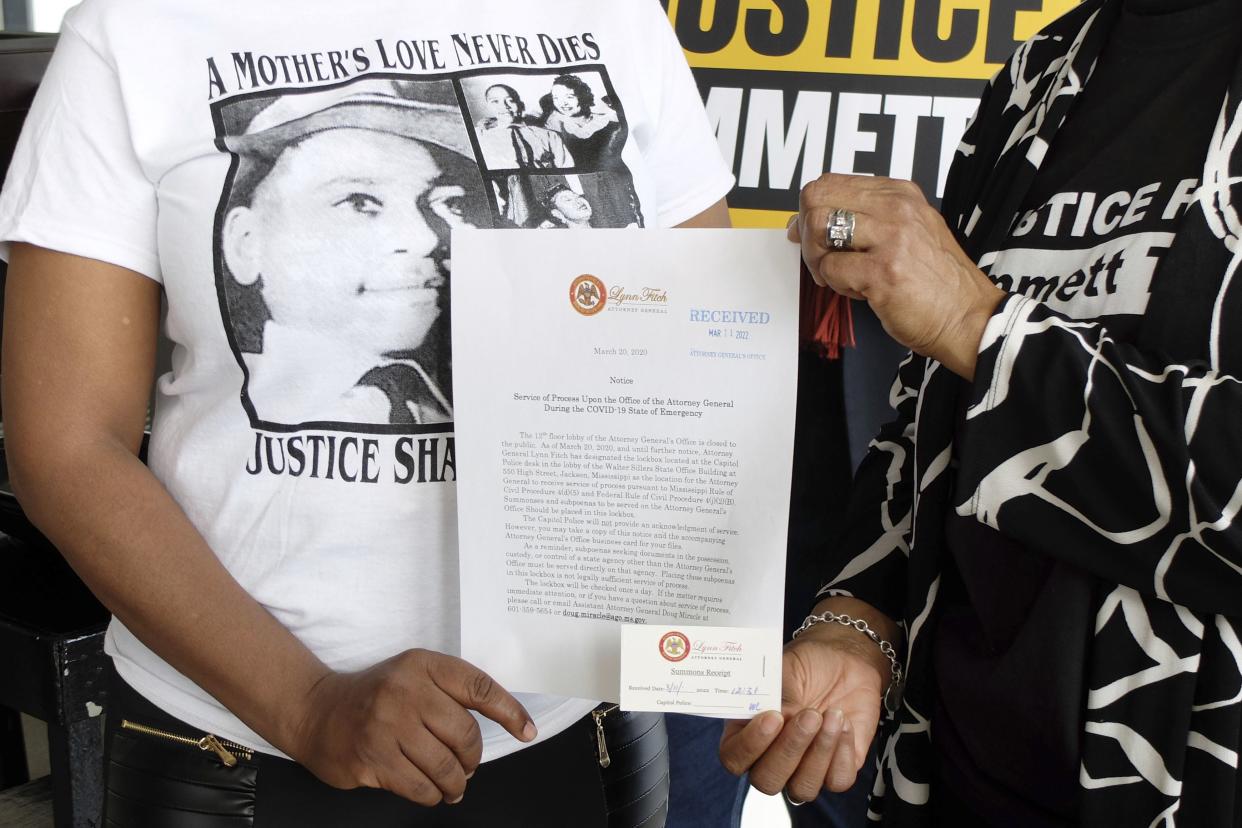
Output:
[0,34,57,195]
[0,34,58,382]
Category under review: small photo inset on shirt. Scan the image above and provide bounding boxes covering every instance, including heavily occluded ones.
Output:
[485,172,644,230]
[462,71,625,173]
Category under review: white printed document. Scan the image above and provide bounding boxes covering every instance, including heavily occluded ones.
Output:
[452,228,796,702]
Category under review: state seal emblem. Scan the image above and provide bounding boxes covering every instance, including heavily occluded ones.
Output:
[659,631,690,662]
[570,274,607,316]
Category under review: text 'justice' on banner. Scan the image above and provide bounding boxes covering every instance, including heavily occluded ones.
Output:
[665,0,1081,225]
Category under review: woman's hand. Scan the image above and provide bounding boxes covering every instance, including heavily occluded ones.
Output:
[718,626,887,803]
[288,649,535,807]
[3,245,531,810]
[792,173,1005,380]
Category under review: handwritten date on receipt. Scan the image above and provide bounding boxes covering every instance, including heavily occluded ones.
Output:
[620,624,781,718]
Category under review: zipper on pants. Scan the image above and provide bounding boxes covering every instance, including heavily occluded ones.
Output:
[120,719,254,767]
[592,704,620,768]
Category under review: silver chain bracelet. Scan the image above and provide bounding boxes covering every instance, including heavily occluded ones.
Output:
[793,611,905,716]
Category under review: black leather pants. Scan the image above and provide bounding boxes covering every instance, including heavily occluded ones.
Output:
[103,669,668,827]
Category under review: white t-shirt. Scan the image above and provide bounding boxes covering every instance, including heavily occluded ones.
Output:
[0,0,732,761]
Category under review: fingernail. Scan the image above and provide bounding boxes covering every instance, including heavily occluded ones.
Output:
[448,795,464,805]
[825,710,843,736]
[758,712,782,737]
[785,213,798,230]
[796,709,822,736]
[465,770,475,780]
[522,721,538,741]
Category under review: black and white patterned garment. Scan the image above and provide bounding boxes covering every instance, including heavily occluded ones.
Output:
[823,1,1242,824]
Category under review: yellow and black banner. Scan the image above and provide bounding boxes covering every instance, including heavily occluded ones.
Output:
[665,0,1079,227]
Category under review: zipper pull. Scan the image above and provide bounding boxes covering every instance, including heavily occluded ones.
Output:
[199,734,238,767]
[592,705,619,769]
[593,709,611,768]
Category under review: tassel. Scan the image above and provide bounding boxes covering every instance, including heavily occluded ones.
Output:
[799,260,856,360]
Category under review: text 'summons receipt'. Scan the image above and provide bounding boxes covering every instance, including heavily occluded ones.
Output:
[451,228,797,703]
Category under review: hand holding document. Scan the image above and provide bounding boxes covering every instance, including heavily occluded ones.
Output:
[451,228,796,709]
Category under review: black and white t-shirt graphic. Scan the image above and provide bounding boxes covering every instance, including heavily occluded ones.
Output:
[462,71,624,171]
[214,77,488,432]
[214,70,644,433]
[462,70,643,229]
[464,77,575,172]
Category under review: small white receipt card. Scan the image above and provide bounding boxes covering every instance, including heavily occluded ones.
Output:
[620,624,782,718]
